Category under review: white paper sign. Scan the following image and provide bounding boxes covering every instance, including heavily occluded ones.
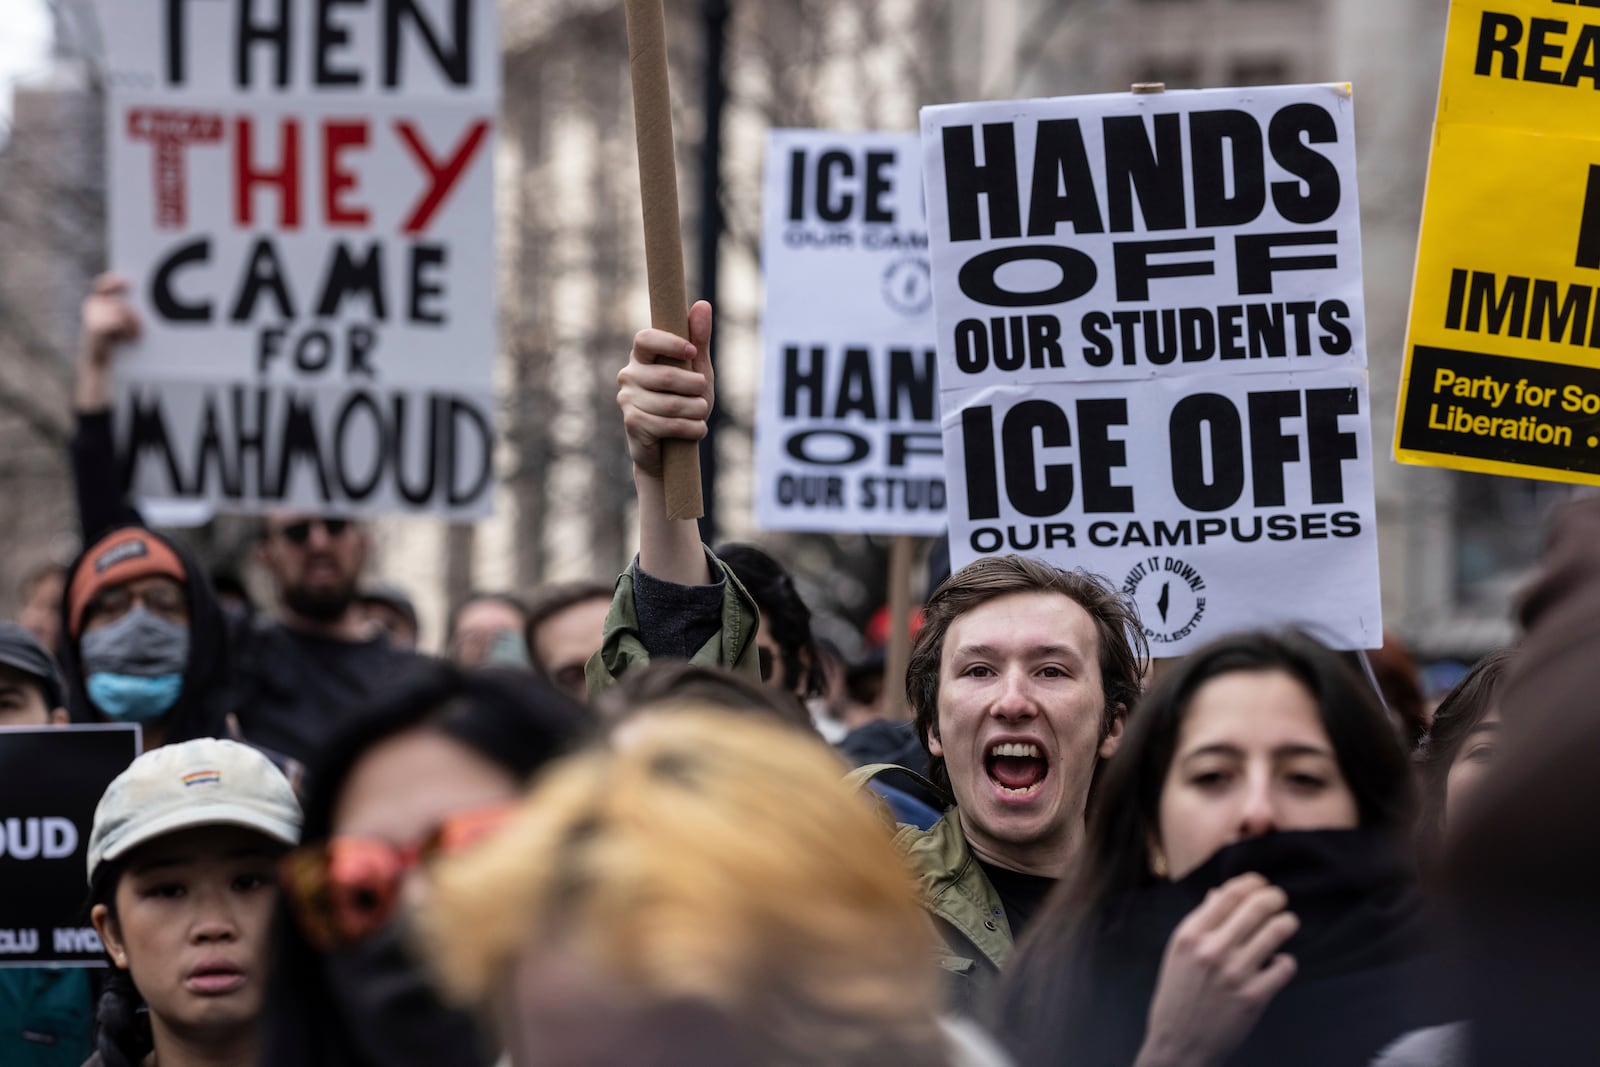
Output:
[99,0,499,516]
[921,84,1382,652]
[754,130,946,535]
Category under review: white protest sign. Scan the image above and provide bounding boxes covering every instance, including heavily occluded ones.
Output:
[754,130,946,535]
[99,0,499,516]
[921,84,1382,652]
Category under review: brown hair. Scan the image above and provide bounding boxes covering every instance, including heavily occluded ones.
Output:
[590,660,815,734]
[907,555,1147,791]
[421,710,946,1066]
[1414,648,1512,876]
[522,582,612,671]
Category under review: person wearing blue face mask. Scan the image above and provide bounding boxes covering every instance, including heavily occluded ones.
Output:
[60,526,232,749]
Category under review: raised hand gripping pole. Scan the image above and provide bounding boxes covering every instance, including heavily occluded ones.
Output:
[625,0,704,520]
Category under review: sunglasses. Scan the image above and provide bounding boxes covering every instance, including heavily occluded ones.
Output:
[278,518,351,546]
[279,802,514,951]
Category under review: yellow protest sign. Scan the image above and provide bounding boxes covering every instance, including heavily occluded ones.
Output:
[1396,0,1600,482]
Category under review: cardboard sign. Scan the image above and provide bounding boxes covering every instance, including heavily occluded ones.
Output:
[1396,0,1600,483]
[921,84,1382,652]
[99,0,500,516]
[754,130,946,535]
[0,726,141,968]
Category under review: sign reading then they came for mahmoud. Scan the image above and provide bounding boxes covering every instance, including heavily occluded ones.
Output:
[99,0,499,516]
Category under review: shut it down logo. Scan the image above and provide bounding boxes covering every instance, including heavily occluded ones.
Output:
[1123,555,1207,646]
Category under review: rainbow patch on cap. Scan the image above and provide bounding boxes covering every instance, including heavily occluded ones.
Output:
[182,770,221,787]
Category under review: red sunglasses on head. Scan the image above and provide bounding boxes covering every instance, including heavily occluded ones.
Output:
[279,802,514,951]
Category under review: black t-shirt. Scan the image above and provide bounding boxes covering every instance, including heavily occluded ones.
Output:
[976,858,1057,940]
[231,618,422,764]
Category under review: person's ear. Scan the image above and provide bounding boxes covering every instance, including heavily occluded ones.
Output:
[1146,834,1170,880]
[91,903,128,970]
[1098,704,1126,760]
[926,716,944,758]
[49,707,69,726]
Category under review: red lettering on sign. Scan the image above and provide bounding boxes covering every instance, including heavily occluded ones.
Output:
[395,119,490,235]
[126,109,224,228]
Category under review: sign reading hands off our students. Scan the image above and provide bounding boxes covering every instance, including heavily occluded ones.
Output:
[0,726,140,968]
[1396,0,1600,484]
[99,0,499,516]
[921,84,1382,653]
[755,130,945,535]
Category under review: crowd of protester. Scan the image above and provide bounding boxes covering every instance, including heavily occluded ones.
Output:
[0,280,1591,1067]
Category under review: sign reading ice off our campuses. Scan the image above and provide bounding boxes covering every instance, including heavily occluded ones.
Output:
[99,0,499,516]
[920,83,1382,653]
[754,130,946,536]
[1396,0,1600,484]
[0,726,140,968]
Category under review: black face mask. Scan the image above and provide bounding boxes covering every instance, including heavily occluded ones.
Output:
[322,921,488,1067]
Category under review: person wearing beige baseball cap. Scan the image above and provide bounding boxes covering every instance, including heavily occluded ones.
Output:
[83,738,301,1067]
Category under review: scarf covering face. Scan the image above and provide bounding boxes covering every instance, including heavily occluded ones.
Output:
[321,919,488,1067]
[80,606,189,722]
[1061,829,1462,1067]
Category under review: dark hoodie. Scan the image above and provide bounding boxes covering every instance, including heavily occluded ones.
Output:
[58,525,232,745]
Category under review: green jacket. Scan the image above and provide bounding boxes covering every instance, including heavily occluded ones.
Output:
[0,967,94,1067]
[849,765,1014,1013]
[585,549,762,695]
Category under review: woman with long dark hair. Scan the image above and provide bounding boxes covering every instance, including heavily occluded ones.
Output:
[1412,649,1511,879]
[84,739,302,1067]
[262,660,590,1067]
[994,631,1457,1067]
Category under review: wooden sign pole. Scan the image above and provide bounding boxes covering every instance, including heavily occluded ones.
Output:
[882,535,915,721]
[625,0,704,520]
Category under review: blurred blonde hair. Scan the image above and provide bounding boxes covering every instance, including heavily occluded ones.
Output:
[421,707,946,1065]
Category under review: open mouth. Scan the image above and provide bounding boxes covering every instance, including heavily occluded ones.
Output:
[985,741,1049,797]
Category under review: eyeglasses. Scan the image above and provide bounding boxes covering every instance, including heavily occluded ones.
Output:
[277,518,351,546]
[279,802,514,951]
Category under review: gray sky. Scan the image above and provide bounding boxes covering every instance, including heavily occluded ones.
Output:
[0,0,53,137]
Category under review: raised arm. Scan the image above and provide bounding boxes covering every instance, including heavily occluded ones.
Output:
[72,274,145,540]
[617,299,716,585]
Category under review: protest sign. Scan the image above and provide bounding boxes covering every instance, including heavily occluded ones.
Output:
[1396,0,1600,484]
[755,130,946,535]
[0,726,140,967]
[921,84,1382,652]
[98,0,499,516]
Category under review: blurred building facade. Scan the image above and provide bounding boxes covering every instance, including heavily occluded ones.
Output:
[0,0,1559,656]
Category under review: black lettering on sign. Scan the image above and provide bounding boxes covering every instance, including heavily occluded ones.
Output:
[816,150,855,223]
[1170,393,1245,512]
[1305,387,1359,505]
[151,237,213,321]
[1001,400,1074,517]
[1027,119,1105,236]
[1248,390,1301,508]
[1077,398,1133,513]
[958,246,1097,308]
[780,344,938,419]
[165,0,474,89]
[961,406,1000,519]
[1190,110,1266,228]
[943,124,1022,241]
[938,103,1342,239]
[1113,238,1216,301]
[783,148,899,224]
[1103,114,1186,232]
[1268,104,1341,223]
[1473,10,1600,89]
[230,237,296,321]
[121,385,494,507]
